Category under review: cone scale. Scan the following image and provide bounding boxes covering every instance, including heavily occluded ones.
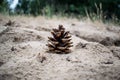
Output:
[46,25,73,53]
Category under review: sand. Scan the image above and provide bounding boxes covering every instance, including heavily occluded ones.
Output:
[0,15,120,80]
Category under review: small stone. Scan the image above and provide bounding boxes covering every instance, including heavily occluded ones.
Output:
[13,37,21,42]
[11,46,16,51]
[101,60,113,64]
[36,53,46,63]
[75,42,87,49]
[0,61,4,66]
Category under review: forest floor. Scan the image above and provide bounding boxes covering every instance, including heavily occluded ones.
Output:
[0,14,120,80]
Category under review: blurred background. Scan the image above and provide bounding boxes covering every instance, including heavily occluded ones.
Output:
[0,0,120,22]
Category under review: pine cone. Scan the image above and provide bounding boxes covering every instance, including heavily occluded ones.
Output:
[46,25,73,53]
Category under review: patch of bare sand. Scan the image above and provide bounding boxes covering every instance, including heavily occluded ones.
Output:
[0,15,120,80]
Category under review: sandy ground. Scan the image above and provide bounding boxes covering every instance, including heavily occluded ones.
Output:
[0,15,120,80]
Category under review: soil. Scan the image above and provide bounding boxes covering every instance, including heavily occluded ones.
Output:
[0,15,120,80]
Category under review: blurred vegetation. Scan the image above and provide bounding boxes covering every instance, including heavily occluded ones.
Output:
[0,0,9,14]
[0,0,120,23]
